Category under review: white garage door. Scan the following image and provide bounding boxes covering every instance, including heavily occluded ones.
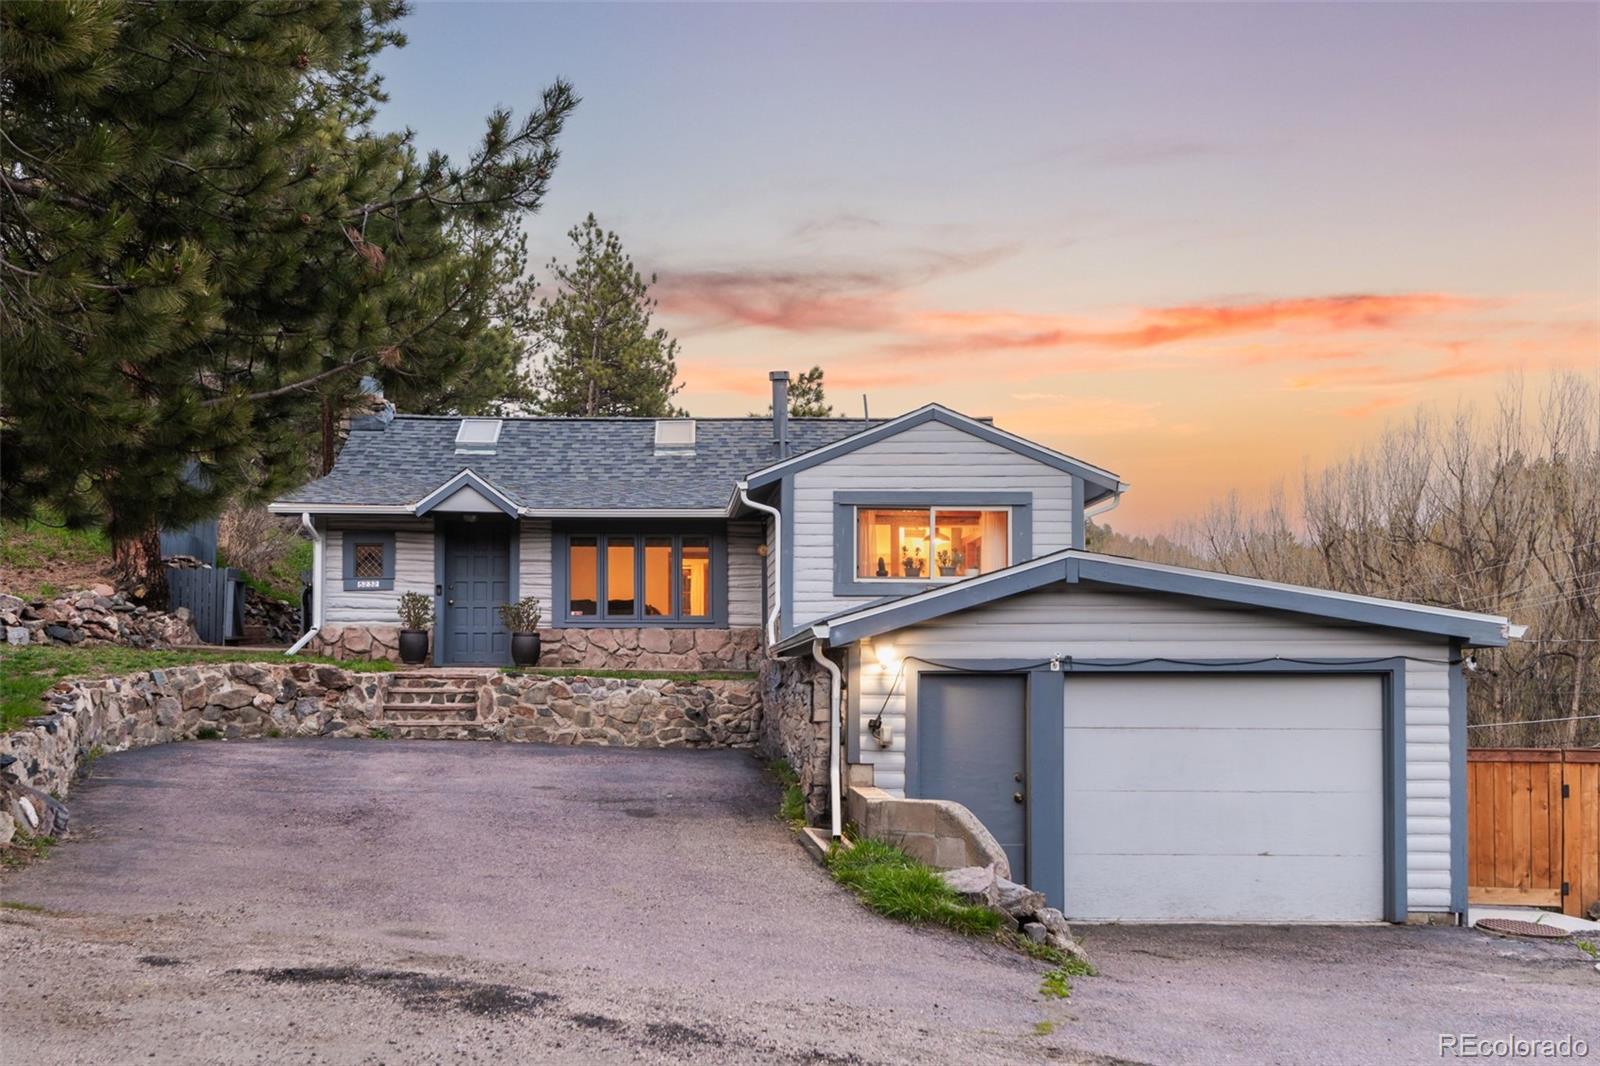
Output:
[1064,674,1385,922]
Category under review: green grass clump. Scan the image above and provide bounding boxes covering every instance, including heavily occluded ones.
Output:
[0,646,393,730]
[0,899,50,913]
[1040,969,1073,999]
[1577,939,1598,960]
[769,759,806,827]
[367,727,392,740]
[1032,1021,1056,1037]
[827,839,1004,936]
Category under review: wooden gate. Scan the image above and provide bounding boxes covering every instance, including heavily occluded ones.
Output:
[1468,748,1600,918]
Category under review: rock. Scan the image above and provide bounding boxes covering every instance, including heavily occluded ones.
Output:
[1022,922,1048,944]
[209,686,255,710]
[1588,901,1600,923]
[6,626,28,646]
[43,624,83,644]
[995,878,1047,919]
[1037,907,1073,940]
[89,583,115,598]
[940,865,999,906]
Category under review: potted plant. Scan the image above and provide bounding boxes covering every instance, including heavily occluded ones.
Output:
[498,596,544,666]
[937,547,965,577]
[397,591,432,665]
[901,547,925,578]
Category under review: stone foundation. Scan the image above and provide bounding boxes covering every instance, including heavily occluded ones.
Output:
[308,624,763,671]
[490,673,757,748]
[535,626,763,671]
[307,624,400,661]
[758,656,833,823]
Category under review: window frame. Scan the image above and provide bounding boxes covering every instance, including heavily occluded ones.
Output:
[831,491,1033,598]
[341,531,396,591]
[553,523,728,627]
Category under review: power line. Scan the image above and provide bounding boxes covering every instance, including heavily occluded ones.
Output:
[1454,567,1600,609]
[1468,714,1600,729]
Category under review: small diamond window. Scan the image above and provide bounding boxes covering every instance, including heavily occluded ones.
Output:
[353,543,385,580]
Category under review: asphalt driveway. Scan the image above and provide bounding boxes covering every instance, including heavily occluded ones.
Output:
[2,741,1593,1065]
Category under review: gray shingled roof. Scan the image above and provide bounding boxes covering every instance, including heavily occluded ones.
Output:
[274,416,881,511]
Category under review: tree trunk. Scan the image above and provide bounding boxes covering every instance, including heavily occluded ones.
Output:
[320,397,338,475]
[112,521,168,607]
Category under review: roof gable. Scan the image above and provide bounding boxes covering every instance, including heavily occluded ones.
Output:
[790,549,1515,650]
[414,469,519,517]
[741,405,1124,499]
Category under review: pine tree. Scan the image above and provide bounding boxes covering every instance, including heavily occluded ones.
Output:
[787,366,833,417]
[0,1,576,598]
[530,214,684,417]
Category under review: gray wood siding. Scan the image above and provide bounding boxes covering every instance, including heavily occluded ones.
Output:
[518,519,553,607]
[788,420,1078,630]
[850,584,1455,913]
[728,519,764,627]
[322,525,435,624]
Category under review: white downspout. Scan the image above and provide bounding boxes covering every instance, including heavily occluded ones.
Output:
[737,481,781,648]
[1083,489,1125,528]
[810,639,843,840]
[285,512,324,656]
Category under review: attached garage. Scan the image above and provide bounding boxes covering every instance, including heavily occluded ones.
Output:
[787,549,1516,924]
[1063,673,1387,922]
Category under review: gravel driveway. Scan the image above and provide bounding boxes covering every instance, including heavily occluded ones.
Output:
[2,740,1593,1065]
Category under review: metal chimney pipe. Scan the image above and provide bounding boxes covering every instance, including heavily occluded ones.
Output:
[770,370,790,457]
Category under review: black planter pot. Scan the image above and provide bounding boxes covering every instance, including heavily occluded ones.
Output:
[398,629,429,665]
[511,632,542,667]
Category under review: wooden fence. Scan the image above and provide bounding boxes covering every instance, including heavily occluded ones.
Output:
[166,565,244,645]
[1467,748,1600,917]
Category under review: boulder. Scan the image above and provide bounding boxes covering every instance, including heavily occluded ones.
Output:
[994,878,1047,919]
[1037,907,1074,941]
[6,627,28,646]
[940,864,999,907]
[1021,922,1048,944]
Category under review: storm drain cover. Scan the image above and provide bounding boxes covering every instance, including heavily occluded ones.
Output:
[1476,918,1571,939]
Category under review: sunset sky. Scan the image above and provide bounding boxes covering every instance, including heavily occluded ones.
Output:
[376,2,1599,534]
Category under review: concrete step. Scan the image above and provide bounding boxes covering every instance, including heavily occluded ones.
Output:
[372,721,496,740]
[380,704,478,721]
[382,689,478,703]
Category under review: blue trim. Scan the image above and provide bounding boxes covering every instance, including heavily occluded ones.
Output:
[1027,668,1066,908]
[830,491,1034,597]
[815,551,1511,648]
[780,476,796,641]
[846,646,863,764]
[1449,638,1468,914]
[340,531,395,592]
[432,529,445,666]
[743,405,1122,499]
[1060,657,1410,923]
[414,469,520,518]
[1070,477,1085,550]
[549,521,729,627]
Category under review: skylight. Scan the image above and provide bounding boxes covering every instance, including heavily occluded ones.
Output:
[455,418,502,454]
[654,419,696,455]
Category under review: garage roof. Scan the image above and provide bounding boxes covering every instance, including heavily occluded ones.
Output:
[781,549,1519,651]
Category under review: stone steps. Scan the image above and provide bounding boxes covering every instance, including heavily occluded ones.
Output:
[371,720,497,740]
[379,704,479,721]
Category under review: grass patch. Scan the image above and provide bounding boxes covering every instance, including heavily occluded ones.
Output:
[0,645,394,730]
[1577,939,1598,960]
[826,838,1004,937]
[0,513,110,594]
[1032,1021,1056,1037]
[0,899,49,913]
[769,759,806,828]
[367,727,392,740]
[505,667,757,683]
[1040,969,1073,999]
[194,726,222,740]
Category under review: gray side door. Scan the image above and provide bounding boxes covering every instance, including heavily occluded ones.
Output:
[916,674,1028,880]
[442,521,511,664]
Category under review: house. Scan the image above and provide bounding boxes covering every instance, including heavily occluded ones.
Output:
[270,370,1517,924]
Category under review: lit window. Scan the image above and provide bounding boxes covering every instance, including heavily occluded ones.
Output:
[561,533,719,623]
[856,507,1008,581]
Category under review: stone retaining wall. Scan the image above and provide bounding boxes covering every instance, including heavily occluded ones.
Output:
[310,624,763,671]
[758,656,833,823]
[490,673,757,748]
[1,589,199,649]
[0,663,763,832]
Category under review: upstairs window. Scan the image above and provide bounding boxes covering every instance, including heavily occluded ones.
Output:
[855,507,1009,580]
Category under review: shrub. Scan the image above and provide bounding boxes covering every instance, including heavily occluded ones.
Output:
[397,591,433,631]
[496,596,543,633]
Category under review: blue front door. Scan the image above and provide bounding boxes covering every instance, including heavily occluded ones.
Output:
[917,674,1029,880]
[442,520,511,664]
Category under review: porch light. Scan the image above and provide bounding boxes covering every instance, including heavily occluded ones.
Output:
[873,641,899,670]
